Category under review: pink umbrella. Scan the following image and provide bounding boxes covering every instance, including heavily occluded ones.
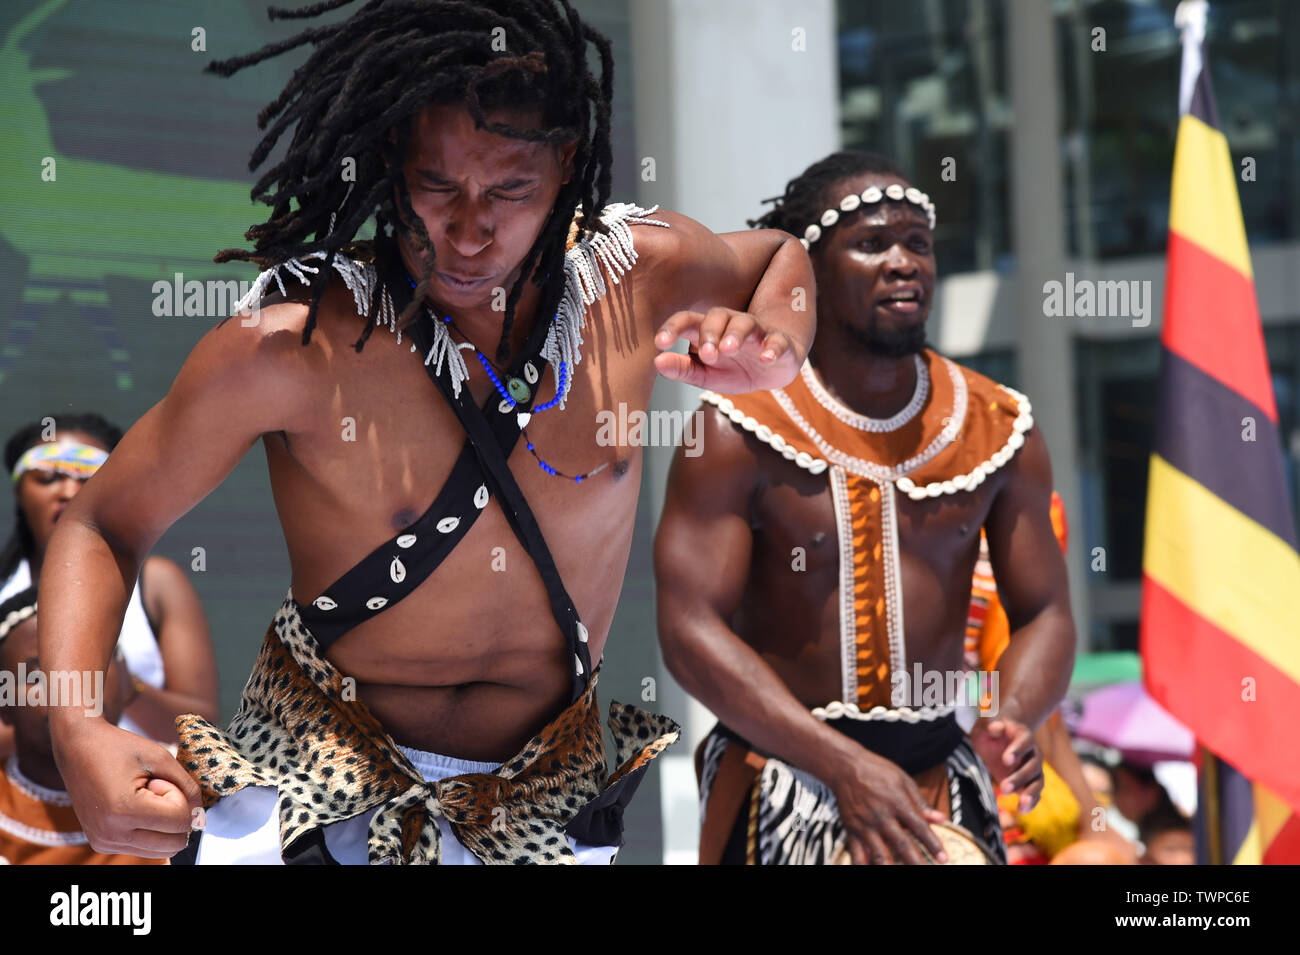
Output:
[1074,681,1195,767]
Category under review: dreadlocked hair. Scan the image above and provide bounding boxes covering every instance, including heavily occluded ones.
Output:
[209,0,616,364]
[748,150,906,240]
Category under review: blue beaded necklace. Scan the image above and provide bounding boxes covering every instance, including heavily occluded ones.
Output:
[404,274,607,483]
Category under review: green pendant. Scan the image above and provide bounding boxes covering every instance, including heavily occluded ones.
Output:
[507,377,531,402]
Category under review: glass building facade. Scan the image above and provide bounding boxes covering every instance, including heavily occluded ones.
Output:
[838,0,1300,650]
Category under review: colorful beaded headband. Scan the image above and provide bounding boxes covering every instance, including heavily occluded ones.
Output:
[10,441,108,486]
[798,183,937,250]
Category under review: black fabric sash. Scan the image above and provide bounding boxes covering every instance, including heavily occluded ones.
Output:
[374,239,594,704]
[297,249,550,653]
[715,711,964,778]
[301,442,509,653]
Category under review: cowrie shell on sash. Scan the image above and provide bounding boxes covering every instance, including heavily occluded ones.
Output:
[396,534,417,548]
[474,485,489,509]
[516,412,531,429]
[366,596,388,610]
[576,622,589,643]
[390,557,406,583]
[523,362,539,384]
[313,596,337,611]
[498,399,514,414]
[437,516,460,534]
[896,477,916,493]
[575,656,584,676]
[808,459,828,475]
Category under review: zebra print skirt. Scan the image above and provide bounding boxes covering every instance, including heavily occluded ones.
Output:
[698,723,1006,865]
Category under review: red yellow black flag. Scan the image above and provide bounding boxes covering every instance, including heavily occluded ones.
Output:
[1140,0,1300,864]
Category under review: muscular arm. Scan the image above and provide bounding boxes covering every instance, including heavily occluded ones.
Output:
[654,408,853,781]
[38,302,315,854]
[982,425,1076,731]
[119,556,221,741]
[41,308,311,710]
[636,211,815,393]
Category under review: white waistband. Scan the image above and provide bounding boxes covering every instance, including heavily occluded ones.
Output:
[396,744,502,782]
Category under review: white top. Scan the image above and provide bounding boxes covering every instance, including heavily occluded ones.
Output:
[0,557,166,740]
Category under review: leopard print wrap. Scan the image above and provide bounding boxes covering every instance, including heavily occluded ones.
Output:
[176,590,679,864]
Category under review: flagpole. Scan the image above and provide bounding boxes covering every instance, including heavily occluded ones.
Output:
[1174,1,1209,115]
[1201,745,1222,865]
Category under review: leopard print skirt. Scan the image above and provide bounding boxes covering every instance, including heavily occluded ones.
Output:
[176,590,679,864]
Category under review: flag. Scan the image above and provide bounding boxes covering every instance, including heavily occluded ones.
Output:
[1140,0,1300,864]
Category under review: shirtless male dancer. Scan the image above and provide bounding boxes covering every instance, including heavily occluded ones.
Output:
[655,151,1075,865]
[40,0,813,865]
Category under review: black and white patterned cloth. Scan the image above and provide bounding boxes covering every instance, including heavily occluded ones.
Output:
[699,722,1006,865]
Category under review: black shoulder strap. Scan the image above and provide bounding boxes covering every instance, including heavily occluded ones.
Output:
[376,242,593,703]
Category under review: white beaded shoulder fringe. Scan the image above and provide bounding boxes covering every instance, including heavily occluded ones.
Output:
[231,201,669,404]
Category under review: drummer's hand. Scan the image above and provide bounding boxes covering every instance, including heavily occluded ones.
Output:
[970,715,1044,814]
[825,748,948,864]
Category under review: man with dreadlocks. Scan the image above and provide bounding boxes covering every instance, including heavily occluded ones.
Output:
[40,0,813,865]
[655,151,1076,865]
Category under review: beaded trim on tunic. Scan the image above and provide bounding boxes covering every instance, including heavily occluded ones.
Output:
[701,350,1033,715]
[231,202,669,405]
[810,701,955,723]
[801,354,928,433]
[773,358,968,482]
[699,356,1033,495]
[5,756,73,807]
